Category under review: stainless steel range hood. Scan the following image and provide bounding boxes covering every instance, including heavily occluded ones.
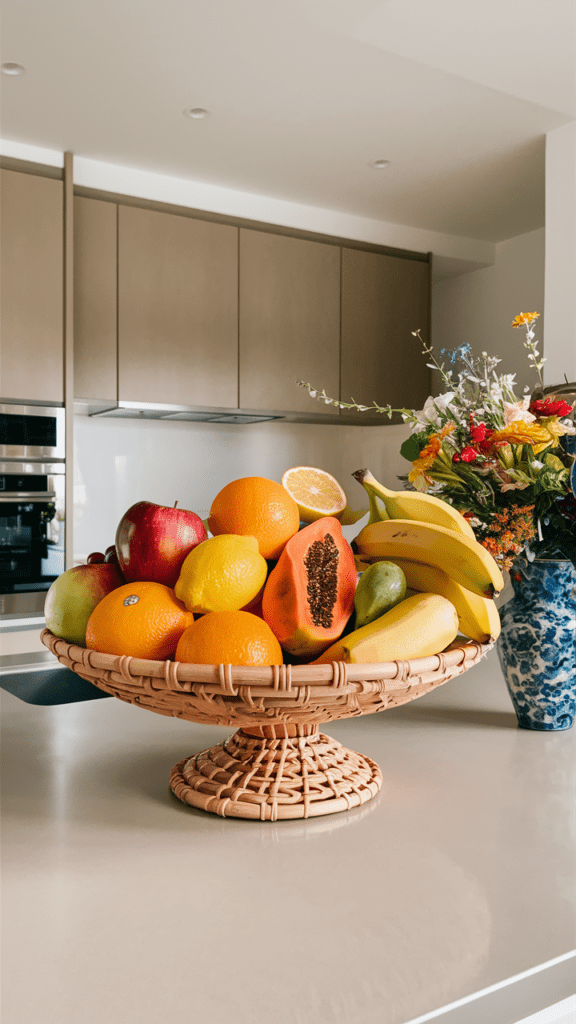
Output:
[85,401,285,424]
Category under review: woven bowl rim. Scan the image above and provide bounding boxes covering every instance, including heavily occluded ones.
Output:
[41,628,493,688]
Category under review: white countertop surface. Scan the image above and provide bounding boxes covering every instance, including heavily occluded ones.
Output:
[1,648,574,1024]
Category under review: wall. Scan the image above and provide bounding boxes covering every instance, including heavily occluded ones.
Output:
[431,227,545,396]
[73,415,412,559]
[544,121,576,384]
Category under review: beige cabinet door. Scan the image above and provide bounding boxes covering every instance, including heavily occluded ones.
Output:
[118,205,239,408]
[74,196,118,401]
[239,229,340,414]
[340,249,431,422]
[0,169,63,403]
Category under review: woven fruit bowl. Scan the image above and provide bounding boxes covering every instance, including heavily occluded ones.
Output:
[41,628,492,822]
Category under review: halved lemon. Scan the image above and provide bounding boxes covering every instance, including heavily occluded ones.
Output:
[281,466,348,522]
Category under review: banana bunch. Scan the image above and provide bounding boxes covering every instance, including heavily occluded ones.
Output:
[351,470,503,648]
[352,468,476,538]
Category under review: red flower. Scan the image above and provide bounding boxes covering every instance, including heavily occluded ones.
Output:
[452,453,461,463]
[460,447,478,462]
[467,415,495,454]
[470,421,489,443]
[529,398,573,418]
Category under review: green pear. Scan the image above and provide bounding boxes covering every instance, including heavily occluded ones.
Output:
[354,561,407,628]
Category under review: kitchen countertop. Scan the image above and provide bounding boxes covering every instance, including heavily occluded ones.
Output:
[1,647,574,1024]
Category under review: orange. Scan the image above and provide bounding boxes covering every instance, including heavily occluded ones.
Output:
[281,466,348,522]
[175,610,283,666]
[85,581,195,660]
[208,476,300,560]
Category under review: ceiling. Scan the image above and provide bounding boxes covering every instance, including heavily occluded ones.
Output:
[1,0,574,242]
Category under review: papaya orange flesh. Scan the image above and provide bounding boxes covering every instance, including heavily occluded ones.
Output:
[262,517,357,658]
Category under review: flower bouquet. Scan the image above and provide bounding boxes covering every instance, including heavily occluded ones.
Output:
[298,313,576,571]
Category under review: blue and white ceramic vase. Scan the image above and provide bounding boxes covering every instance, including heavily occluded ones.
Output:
[497,558,576,730]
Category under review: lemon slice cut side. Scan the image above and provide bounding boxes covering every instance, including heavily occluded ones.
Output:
[281,466,348,522]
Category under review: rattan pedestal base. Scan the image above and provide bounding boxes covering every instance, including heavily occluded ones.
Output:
[41,629,493,823]
[169,724,383,821]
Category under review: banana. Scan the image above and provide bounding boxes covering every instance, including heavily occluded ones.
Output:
[353,468,476,539]
[383,556,501,643]
[313,592,459,664]
[353,519,504,599]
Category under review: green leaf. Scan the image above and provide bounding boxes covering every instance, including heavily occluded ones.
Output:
[400,434,424,462]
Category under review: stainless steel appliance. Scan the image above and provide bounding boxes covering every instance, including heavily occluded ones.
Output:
[0,403,66,614]
[0,402,65,461]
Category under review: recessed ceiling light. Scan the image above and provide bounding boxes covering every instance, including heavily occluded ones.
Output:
[184,108,209,119]
[2,62,25,75]
[370,159,390,169]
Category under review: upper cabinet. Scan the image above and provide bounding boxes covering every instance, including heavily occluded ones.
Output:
[0,165,432,420]
[0,169,64,403]
[117,205,239,409]
[340,248,430,422]
[74,196,118,401]
[239,229,340,415]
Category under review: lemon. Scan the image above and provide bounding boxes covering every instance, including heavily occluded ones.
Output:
[174,534,267,614]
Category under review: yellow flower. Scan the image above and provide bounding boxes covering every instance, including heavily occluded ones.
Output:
[538,416,571,447]
[511,312,540,328]
[490,420,554,455]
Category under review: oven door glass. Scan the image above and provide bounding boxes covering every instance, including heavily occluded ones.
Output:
[0,462,65,595]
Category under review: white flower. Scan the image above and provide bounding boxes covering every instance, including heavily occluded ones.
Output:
[414,393,457,428]
[503,397,537,425]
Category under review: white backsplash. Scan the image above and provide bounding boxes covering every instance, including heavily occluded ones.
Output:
[73,415,412,558]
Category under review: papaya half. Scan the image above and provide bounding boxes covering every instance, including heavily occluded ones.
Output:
[262,517,356,659]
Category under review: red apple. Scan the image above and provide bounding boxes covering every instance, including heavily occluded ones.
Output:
[115,501,208,587]
[44,562,125,646]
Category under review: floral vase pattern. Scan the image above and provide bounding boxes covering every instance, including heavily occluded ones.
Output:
[497,558,576,730]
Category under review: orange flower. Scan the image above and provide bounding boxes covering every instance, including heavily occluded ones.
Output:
[439,420,457,438]
[408,434,442,487]
[480,505,536,571]
[511,312,540,328]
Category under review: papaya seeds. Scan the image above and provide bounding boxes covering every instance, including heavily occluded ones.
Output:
[262,518,356,659]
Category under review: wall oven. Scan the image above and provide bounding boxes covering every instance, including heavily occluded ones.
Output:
[0,404,66,614]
